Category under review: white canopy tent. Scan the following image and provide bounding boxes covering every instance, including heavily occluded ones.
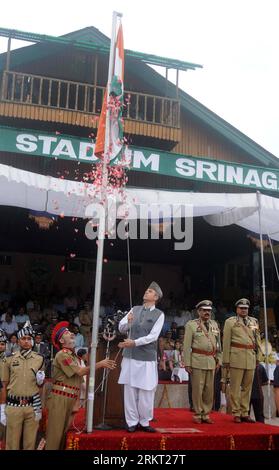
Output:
[0,163,279,240]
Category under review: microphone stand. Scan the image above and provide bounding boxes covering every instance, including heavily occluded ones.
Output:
[95,328,115,430]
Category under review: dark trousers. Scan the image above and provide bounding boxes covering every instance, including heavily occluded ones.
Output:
[213,367,221,411]
[250,398,265,423]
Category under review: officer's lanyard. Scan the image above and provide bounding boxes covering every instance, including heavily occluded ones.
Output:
[237,318,255,346]
[198,320,216,352]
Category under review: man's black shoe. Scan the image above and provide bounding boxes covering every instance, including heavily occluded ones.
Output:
[138,425,157,433]
[127,425,137,432]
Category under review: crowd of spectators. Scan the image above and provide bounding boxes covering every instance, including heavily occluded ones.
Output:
[1,282,279,391]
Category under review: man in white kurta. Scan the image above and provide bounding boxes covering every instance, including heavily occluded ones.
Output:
[118,282,164,432]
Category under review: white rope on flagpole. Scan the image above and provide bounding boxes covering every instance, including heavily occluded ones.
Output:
[257,191,271,419]
[126,232,133,310]
[86,10,122,434]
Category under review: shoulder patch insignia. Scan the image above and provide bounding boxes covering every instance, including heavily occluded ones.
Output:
[62,358,73,366]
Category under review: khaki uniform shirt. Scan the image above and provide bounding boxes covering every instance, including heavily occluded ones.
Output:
[0,353,6,381]
[222,315,261,369]
[2,351,44,397]
[52,349,83,388]
[184,319,222,370]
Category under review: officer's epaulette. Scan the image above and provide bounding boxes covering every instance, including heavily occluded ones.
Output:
[248,316,258,322]
[227,316,237,322]
[5,354,13,363]
[62,348,72,353]
[248,316,259,325]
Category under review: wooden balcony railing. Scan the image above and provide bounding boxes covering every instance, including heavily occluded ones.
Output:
[0,70,180,128]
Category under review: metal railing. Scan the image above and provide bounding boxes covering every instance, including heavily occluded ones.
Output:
[0,70,180,128]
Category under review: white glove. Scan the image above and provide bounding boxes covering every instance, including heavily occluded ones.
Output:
[0,404,6,426]
[34,411,42,422]
[36,370,45,386]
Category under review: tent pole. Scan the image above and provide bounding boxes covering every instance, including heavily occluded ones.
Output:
[257,191,271,419]
[86,11,120,434]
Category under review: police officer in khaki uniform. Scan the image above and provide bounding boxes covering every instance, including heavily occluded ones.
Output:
[0,329,9,445]
[223,298,261,423]
[0,322,45,450]
[46,321,116,450]
[184,300,222,424]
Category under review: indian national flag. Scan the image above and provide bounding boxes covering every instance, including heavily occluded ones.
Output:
[95,23,124,161]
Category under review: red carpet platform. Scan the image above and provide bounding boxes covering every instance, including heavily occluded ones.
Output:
[66,408,279,451]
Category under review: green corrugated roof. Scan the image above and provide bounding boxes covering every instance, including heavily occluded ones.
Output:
[0,26,202,72]
[0,25,278,166]
[62,26,111,47]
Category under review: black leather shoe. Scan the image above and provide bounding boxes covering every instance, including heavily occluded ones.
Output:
[138,425,157,433]
[241,416,255,423]
[127,425,137,432]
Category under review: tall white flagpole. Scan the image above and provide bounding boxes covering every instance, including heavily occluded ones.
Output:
[86,10,122,433]
[257,191,271,419]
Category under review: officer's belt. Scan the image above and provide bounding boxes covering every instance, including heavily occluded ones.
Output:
[192,348,216,356]
[7,395,34,407]
[231,342,255,350]
[52,383,80,399]
[54,381,80,391]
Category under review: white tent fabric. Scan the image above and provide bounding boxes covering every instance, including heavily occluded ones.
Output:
[204,193,279,241]
[0,163,279,240]
[0,163,101,216]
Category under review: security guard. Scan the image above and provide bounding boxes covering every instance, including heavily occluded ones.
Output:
[0,322,45,450]
[184,300,222,424]
[45,321,116,450]
[223,298,261,423]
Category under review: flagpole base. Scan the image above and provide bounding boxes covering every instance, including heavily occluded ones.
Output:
[95,423,113,431]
